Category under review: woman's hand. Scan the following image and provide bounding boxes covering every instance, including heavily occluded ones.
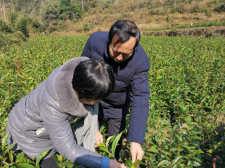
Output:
[94,129,103,148]
[109,160,128,168]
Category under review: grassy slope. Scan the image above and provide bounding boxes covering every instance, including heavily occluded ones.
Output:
[49,0,225,36]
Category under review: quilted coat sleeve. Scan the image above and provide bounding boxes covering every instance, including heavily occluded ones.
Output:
[128,58,150,144]
[40,102,103,168]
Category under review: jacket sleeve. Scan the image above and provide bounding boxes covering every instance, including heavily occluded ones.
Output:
[81,35,92,58]
[128,58,150,144]
[40,102,103,168]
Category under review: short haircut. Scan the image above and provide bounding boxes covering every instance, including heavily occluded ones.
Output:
[72,59,115,100]
[108,20,140,47]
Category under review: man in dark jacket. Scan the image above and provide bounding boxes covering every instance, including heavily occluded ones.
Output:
[81,20,150,163]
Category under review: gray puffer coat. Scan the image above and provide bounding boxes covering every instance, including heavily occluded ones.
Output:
[6,57,103,167]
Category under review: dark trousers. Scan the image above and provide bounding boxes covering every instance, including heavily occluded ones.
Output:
[26,155,59,168]
[99,117,126,160]
[10,134,59,168]
[40,117,126,167]
[39,157,59,168]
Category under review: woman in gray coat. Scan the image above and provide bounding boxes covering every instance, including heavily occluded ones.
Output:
[6,57,127,168]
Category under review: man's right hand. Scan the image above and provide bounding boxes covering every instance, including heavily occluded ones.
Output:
[109,160,128,168]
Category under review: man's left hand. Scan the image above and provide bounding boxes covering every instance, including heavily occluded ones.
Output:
[95,129,103,148]
[130,142,145,163]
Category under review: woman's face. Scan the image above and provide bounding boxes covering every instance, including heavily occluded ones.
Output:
[79,98,101,105]
[74,90,101,105]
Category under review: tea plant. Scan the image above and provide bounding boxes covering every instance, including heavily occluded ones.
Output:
[0,129,125,167]
[0,133,50,168]
[0,35,224,167]
[97,131,123,159]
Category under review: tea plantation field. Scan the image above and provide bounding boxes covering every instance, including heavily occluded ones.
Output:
[0,36,224,167]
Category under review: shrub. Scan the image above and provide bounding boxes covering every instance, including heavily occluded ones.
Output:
[8,12,19,27]
[31,19,46,32]
[83,23,90,31]
[0,31,27,49]
[190,3,200,13]
[214,3,225,13]
[58,13,70,20]
[0,32,5,48]
[45,3,59,20]
[14,17,29,37]
[71,3,82,21]
[205,9,212,17]
[51,20,58,26]
[0,12,46,48]
[83,23,94,32]
[0,19,12,33]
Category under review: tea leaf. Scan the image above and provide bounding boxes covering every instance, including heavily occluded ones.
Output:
[35,148,50,167]
[148,147,159,154]
[192,161,201,167]
[111,131,123,156]
[171,156,182,166]
[19,163,35,168]
[157,160,170,167]
[2,133,9,147]
[9,153,14,162]
[58,155,63,163]
[5,143,17,153]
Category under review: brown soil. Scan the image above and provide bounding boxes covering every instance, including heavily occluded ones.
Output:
[143,26,225,37]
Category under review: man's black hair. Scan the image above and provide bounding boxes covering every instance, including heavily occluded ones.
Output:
[108,20,140,47]
[72,59,115,100]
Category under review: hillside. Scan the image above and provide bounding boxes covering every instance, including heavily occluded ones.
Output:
[56,0,225,35]
[1,0,225,36]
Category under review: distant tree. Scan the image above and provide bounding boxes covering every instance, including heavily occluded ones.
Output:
[45,2,60,20]
[59,0,72,20]
[14,16,29,37]
[71,3,82,20]
[58,0,82,20]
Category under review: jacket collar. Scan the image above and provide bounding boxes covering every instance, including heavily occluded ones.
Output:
[53,57,89,117]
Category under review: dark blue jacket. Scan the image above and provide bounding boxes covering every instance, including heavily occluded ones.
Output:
[81,32,150,144]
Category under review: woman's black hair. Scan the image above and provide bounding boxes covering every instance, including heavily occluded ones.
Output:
[72,59,115,100]
[108,20,140,47]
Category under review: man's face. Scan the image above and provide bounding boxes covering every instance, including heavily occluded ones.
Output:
[109,35,136,63]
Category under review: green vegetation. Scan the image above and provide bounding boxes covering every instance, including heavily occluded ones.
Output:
[214,3,225,13]
[145,20,225,32]
[1,0,225,33]
[5,0,224,16]
[0,36,225,167]
[58,0,81,20]
[45,0,82,22]
[0,12,45,48]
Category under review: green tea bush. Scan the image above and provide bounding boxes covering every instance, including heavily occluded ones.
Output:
[0,31,27,49]
[0,36,224,167]
[141,36,225,167]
